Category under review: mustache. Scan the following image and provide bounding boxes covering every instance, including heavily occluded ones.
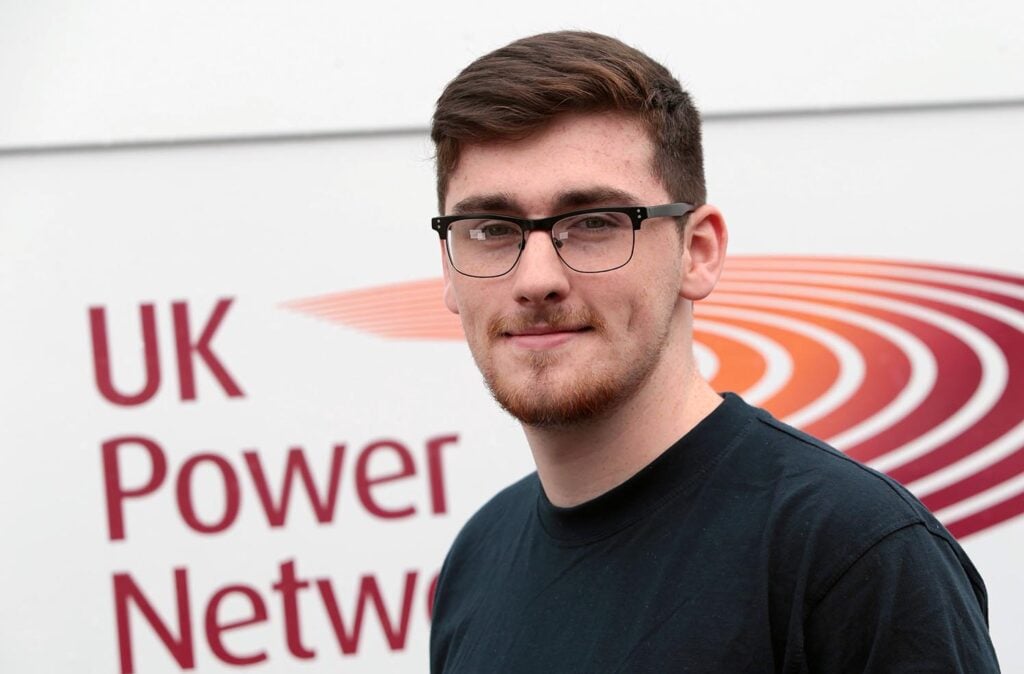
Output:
[487,306,605,340]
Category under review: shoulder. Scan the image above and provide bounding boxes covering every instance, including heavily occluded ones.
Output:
[716,397,972,592]
[801,507,997,670]
[738,401,943,538]
[718,399,995,667]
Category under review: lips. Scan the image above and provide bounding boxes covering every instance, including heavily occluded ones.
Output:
[488,307,604,348]
[505,325,592,350]
[508,325,589,336]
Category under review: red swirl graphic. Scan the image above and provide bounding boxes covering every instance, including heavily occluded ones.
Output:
[284,256,1024,539]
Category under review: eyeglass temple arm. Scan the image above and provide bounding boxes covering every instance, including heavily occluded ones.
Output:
[645,202,695,219]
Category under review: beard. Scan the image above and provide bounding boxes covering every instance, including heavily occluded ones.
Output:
[473,304,671,428]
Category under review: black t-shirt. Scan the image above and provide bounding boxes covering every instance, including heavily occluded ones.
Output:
[430,394,999,673]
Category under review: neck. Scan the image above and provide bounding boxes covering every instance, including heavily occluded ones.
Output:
[523,341,722,508]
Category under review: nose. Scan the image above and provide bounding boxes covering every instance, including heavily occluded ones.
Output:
[510,230,571,305]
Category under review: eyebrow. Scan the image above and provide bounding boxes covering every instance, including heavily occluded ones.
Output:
[450,192,519,215]
[449,186,643,217]
[553,187,643,211]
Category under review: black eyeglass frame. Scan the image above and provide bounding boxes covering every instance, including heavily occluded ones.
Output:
[431,202,695,278]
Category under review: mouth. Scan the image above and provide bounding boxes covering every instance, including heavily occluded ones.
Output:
[503,325,593,350]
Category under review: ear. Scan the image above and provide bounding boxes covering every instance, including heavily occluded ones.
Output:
[441,241,460,315]
[680,205,728,301]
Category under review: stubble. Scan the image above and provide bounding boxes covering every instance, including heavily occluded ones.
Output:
[475,304,671,428]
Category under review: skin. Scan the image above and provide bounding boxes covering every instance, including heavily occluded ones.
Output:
[441,111,729,507]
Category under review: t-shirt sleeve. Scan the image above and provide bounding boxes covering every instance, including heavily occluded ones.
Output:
[803,522,1000,672]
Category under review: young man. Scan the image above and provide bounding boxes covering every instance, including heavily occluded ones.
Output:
[428,31,999,672]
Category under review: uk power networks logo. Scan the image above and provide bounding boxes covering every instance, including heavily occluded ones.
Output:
[285,256,1024,540]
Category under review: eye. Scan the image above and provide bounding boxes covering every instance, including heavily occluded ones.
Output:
[572,214,621,230]
[557,215,626,241]
[468,221,520,240]
[584,216,613,229]
[482,223,519,237]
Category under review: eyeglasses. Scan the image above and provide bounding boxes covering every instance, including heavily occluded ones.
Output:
[431,203,694,278]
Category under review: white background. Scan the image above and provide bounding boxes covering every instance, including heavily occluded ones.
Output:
[1,1,1022,672]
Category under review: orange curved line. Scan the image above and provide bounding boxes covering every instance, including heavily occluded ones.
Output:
[696,309,839,421]
[693,330,767,395]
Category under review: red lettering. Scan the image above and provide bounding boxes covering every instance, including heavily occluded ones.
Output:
[112,562,437,669]
[107,434,454,540]
[425,435,456,515]
[355,440,416,519]
[103,436,167,541]
[90,304,161,406]
[244,445,346,527]
[113,568,194,674]
[172,298,244,401]
[175,453,240,534]
[272,560,315,659]
[318,571,418,654]
[204,584,268,666]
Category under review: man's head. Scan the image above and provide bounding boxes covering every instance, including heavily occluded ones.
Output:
[431,32,726,429]
[432,31,705,212]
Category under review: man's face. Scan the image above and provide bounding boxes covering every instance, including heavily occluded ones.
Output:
[442,112,690,427]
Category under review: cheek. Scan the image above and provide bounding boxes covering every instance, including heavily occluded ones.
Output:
[452,287,493,339]
[623,290,654,333]
[617,275,678,335]
[586,282,640,334]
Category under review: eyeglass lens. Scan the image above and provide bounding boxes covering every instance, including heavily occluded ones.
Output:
[447,211,635,277]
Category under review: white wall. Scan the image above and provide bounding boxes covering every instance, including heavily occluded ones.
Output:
[2,0,1022,148]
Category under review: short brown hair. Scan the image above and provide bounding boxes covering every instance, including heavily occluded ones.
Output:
[431,31,705,211]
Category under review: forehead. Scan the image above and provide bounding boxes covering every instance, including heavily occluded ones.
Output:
[444,112,666,216]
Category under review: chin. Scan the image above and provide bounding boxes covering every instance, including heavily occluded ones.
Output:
[484,366,626,428]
